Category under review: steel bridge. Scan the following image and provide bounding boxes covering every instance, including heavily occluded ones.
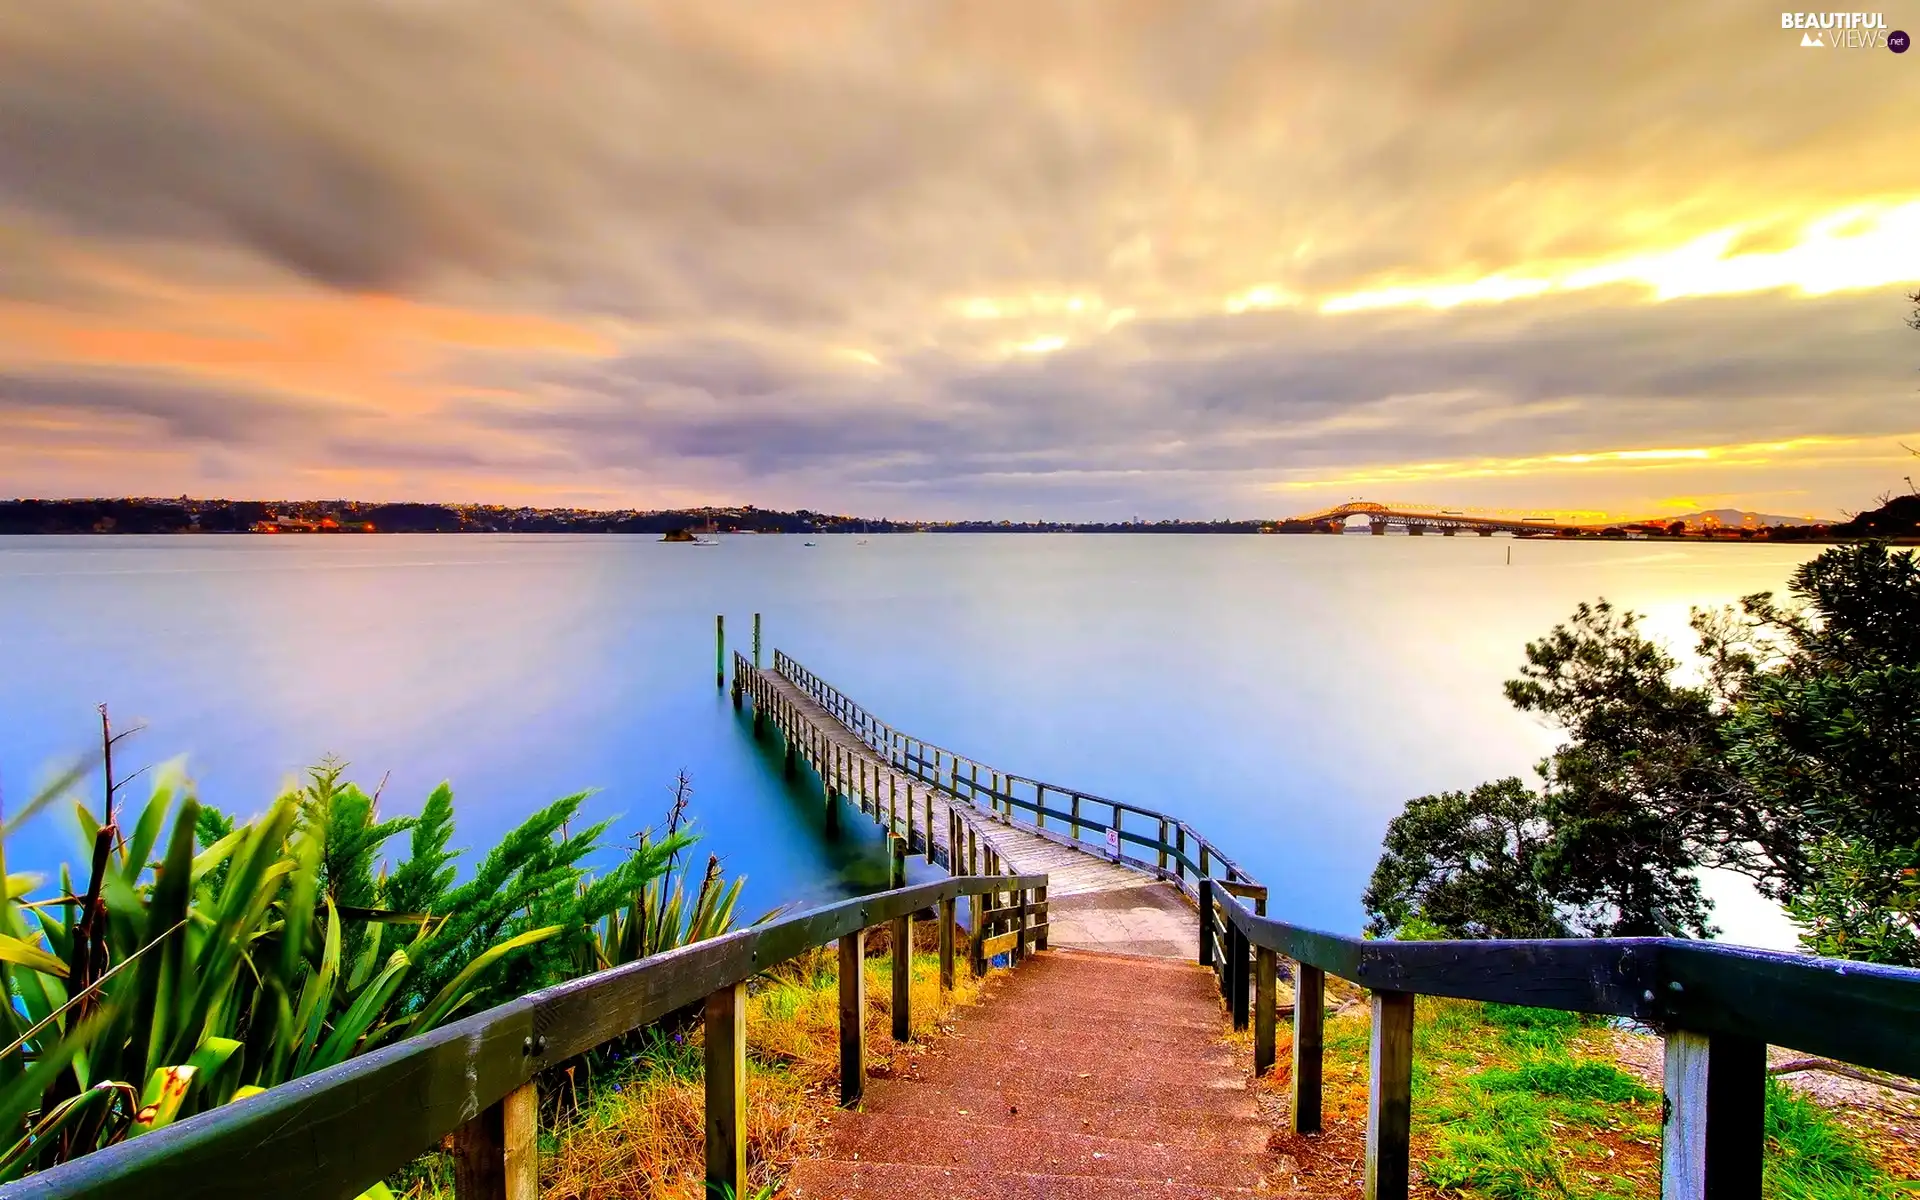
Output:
[1281,500,1587,536]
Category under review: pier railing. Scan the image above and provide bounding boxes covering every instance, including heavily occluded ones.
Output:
[737,651,1043,974]
[14,874,1047,1200]
[768,650,1257,899]
[1208,886,1920,1200]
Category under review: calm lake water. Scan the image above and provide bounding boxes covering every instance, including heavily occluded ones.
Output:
[0,534,1821,946]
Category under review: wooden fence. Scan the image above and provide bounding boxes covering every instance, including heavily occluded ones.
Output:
[1204,884,1920,1200]
[12,874,1047,1200]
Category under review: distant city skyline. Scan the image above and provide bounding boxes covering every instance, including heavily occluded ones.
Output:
[1,3,1916,520]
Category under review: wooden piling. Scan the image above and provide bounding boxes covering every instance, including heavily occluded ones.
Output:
[752,612,761,667]
[714,615,725,690]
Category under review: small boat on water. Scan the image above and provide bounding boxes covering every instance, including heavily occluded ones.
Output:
[803,540,818,546]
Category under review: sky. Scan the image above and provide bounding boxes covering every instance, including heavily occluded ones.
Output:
[1,1,1917,521]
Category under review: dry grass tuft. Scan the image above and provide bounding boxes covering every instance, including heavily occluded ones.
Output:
[531,924,987,1200]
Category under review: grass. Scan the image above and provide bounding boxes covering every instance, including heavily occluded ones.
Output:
[390,926,987,1200]
[1253,982,1912,1199]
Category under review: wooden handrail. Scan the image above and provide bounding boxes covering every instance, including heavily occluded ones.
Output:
[1207,889,1920,1200]
[14,873,1047,1200]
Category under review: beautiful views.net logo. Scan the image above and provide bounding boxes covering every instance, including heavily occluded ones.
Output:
[1781,11,1904,49]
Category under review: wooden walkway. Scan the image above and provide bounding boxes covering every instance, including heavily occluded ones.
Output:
[740,660,1200,959]
[787,949,1266,1198]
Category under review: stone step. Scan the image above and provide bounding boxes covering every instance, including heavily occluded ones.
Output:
[784,1158,1265,1199]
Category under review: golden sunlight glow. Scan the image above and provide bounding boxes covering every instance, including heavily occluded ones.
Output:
[1318,198,1920,315]
[831,346,883,367]
[1266,434,1908,491]
[1009,334,1068,355]
[1224,285,1301,314]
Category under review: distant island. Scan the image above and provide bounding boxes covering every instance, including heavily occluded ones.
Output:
[0,496,1908,541]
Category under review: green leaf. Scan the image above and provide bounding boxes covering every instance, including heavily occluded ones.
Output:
[0,933,68,978]
[412,925,560,1033]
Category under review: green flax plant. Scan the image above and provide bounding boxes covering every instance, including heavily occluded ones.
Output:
[0,730,700,1184]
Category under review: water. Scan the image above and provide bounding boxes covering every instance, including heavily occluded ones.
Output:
[0,534,1820,945]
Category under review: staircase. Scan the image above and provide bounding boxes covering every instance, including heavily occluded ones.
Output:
[786,949,1269,1198]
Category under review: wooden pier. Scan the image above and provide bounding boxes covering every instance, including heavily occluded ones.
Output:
[736,648,1258,960]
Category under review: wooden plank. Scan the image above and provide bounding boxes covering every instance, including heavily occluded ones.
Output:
[980,930,1021,959]
[839,929,867,1106]
[1365,991,1414,1200]
[891,913,913,1043]
[1661,1030,1764,1200]
[1293,963,1325,1133]
[704,982,746,1195]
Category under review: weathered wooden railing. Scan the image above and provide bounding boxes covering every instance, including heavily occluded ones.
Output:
[1207,887,1920,1200]
[766,649,1259,900]
[14,874,1048,1200]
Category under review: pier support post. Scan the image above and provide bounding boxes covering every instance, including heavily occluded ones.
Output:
[715,615,725,690]
[752,612,761,667]
[938,897,956,993]
[891,908,913,1043]
[838,929,867,1106]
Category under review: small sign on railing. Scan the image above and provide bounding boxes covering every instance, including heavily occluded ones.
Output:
[1106,827,1120,860]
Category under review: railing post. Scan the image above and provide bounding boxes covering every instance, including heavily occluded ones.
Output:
[891,908,913,1043]
[1254,945,1277,1075]
[453,1080,537,1200]
[923,789,935,863]
[1176,826,1188,884]
[947,810,960,876]
[1365,990,1415,1200]
[705,981,746,1195]
[1157,817,1169,877]
[1661,1030,1765,1200]
[1293,963,1325,1133]
[1014,886,1029,963]
[839,929,867,1106]
[1198,878,1214,967]
[938,896,957,993]
[1229,920,1250,1031]
[969,892,988,976]
[890,836,907,889]
[1071,795,1081,840]
[1034,883,1048,951]
[1035,783,1045,830]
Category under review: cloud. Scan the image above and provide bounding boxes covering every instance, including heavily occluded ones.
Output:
[0,368,332,442]
[0,1,1916,513]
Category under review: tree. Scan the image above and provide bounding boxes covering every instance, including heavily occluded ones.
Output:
[1363,778,1565,939]
[1700,543,1920,964]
